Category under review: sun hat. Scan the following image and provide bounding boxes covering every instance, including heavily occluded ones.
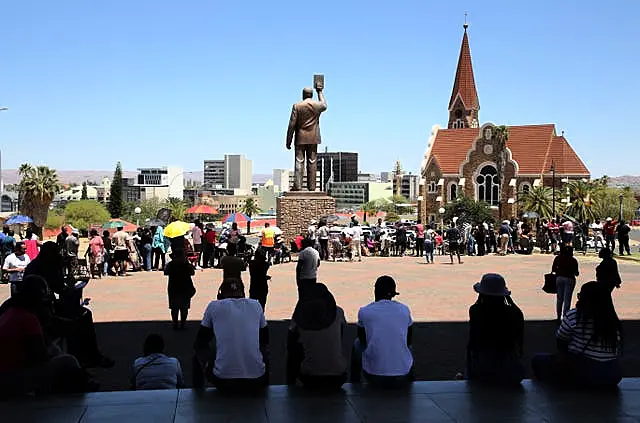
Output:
[502,220,510,224]
[473,273,511,296]
[606,217,613,222]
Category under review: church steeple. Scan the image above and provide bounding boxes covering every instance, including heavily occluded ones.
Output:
[448,21,480,129]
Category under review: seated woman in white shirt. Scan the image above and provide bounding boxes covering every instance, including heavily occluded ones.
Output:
[193,278,269,391]
[532,281,623,388]
[350,276,414,389]
[286,283,347,389]
[132,333,183,390]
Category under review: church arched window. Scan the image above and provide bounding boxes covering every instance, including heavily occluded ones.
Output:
[476,165,499,206]
[448,182,457,202]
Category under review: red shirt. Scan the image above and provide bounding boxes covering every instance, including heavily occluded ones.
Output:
[604,222,617,236]
[0,307,44,374]
[548,223,559,234]
[204,230,217,244]
[294,235,304,250]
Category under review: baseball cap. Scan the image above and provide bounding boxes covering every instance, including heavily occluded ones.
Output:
[375,275,399,298]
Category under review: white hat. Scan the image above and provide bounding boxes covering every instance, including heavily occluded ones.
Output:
[502,220,510,224]
[606,217,613,222]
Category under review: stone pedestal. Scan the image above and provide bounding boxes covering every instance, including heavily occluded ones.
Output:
[277,191,336,241]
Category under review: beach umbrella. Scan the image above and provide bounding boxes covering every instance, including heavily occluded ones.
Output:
[164,220,191,238]
[187,205,218,215]
[5,215,33,225]
[270,226,282,235]
[222,212,251,223]
[102,219,138,232]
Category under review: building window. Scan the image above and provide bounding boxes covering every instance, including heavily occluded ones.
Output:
[476,165,499,206]
[452,119,465,129]
[427,181,437,193]
[471,119,479,128]
[448,182,457,202]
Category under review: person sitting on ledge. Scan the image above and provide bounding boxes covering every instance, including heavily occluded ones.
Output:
[0,275,94,395]
[350,276,414,389]
[466,273,525,385]
[532,281,622,389]
[132,333,183,390]
[287,283,347,389]
[193,278,269,391]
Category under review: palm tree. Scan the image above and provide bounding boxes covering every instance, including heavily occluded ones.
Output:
[164,197,188,221]
[241,198,260,234]
[565,180,597,223]
[361,201,378,224]
[518,186,555,220]
[493,125,510,220]
[18,164,60,237]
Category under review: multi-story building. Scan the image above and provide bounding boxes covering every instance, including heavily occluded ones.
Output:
[203,160,225,189]
[380,171,392,183]
[207,194,259,215]
[122,177,141,203]
[317,150,358,191]
[203,155,252,191]
[0,191,18,213]
[135,166,184,201]
[358,173,378,182]
[393,173,420,201]
[272,169,290,193]
[328,181,393,211]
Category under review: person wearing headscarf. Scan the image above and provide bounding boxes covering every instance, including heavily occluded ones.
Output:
[466,274,524,385]
[151,226,167,270]
[532,281,623,388]
[193,278,268,391]
[23,242,114,369]
[287,283,347,389]
[596,248,622,292]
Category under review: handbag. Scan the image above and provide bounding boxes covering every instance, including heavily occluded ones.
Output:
[542,273,557,294]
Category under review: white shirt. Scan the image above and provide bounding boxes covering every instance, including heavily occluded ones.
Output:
[351,226,363,241]
[3,253,31,282]
[133,353,183,390]
[557,309,620,362]
[317,226,329,240]
[201,298,267,379]
[591,223,603,234]
[342,227,355,239]
[425,229,435,240]
[357,300,413,376]
[307,225,317,240]
[297,247,320,280]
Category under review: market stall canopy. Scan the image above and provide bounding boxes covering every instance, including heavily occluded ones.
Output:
[187,205,219,215]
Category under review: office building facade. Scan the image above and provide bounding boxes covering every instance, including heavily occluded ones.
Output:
[135,166,184,200]
[328,181,393,210]
[203,155,252,192]
[317,151,358,191]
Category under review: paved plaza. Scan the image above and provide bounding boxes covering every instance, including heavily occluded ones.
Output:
[2,253,634,324]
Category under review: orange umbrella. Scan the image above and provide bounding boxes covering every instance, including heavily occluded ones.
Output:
[187,205,218,215]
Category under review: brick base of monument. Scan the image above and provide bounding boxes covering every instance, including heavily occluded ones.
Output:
[276,191,336,242]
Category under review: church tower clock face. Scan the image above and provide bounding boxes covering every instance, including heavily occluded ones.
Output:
[483,144,493,155]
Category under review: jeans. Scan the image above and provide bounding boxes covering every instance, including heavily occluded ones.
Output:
[152,247,166,270]
[556,276,576,319]
[142,243,152,270]
[532,353,621,389]
[606,234,616,253]
[415,238,424,257]
[424,241,434,263]
[319,239,329,260]
[350,339,413,388]
[619,237,630,255]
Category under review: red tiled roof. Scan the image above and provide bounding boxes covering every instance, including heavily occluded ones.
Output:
[428,124,589,176]
[449,29,479,110]
[547,136,590,175]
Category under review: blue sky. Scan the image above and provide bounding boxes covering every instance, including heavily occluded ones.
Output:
[0,1,637,177]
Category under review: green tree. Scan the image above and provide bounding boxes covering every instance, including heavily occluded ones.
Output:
[492,125,510,219]
[108,162,124,218]
[361,200,379,224]
[592,186,638,222]
[443,196,494,226]
[45,210,65,230]
[518,186,556,220]
[564,180,598,223]
[164,197,188,221]
[18,163,61,238]
[64,200,110,233]
[240,198,261,234]
[81,181,88,200]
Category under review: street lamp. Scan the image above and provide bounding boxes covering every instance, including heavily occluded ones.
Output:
[619,193,624,222]
[134,207,141,226]
[550,160,556,219]
[438,207,445,231]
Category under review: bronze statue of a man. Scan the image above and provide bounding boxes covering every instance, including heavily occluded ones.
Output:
[286,84,327,191]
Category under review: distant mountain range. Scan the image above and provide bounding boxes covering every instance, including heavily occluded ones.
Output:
[609,176,640,191]
[0,169,272,186]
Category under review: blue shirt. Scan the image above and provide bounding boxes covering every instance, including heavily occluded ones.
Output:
[1,236,16,255]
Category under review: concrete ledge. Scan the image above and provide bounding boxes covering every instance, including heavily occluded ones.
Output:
[2,379,640,422]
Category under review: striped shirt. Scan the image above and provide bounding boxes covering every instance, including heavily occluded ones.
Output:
[557,309,621,362]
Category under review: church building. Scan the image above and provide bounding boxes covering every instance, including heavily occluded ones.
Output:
[418,24,590,223]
